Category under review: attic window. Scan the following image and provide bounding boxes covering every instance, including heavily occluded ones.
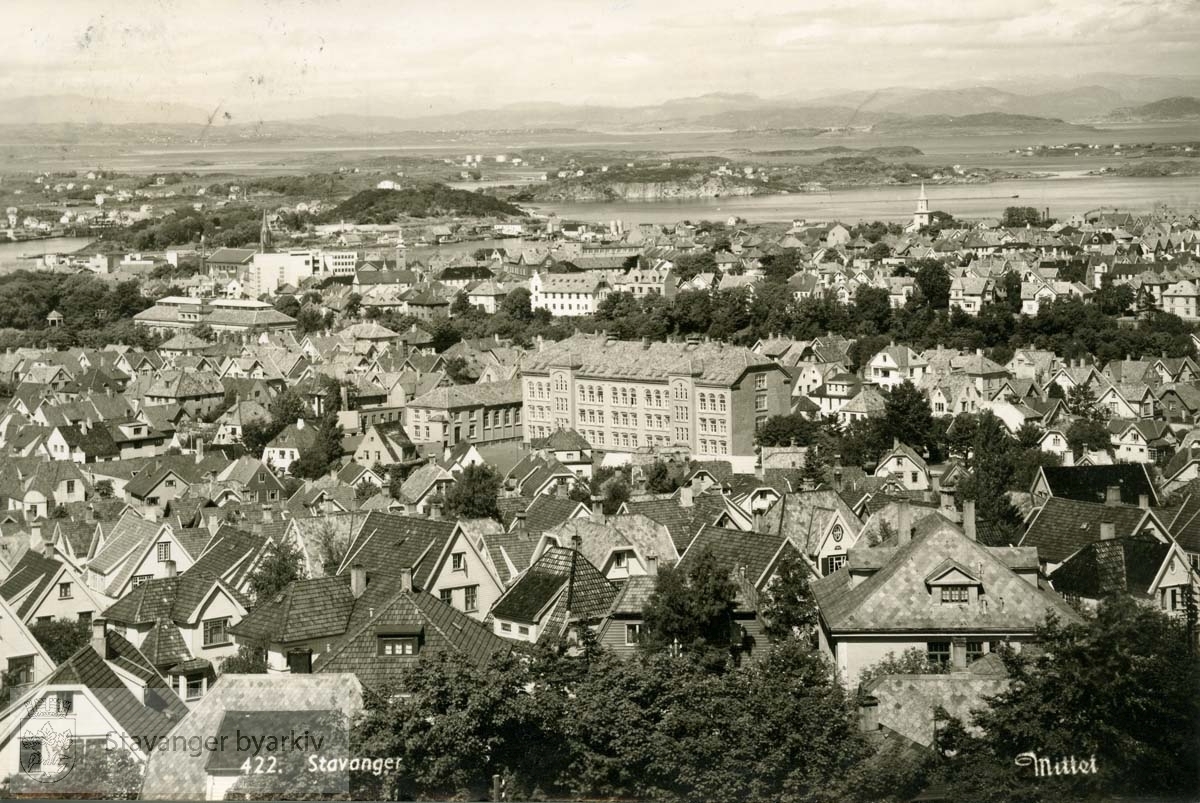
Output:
[941,586,969,604]
[378,637,417,656]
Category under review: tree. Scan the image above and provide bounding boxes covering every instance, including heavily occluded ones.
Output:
[880,380,934,455]
[964,412,1022,542]
[760,553,818,642]
[93,479,114,499]
[852,284,892,334]
[641,547,738,668]
[914,259,951,309]
[864,242,892,262]
[290,414,345,479]
[3,739,143,799]
[442,464,501,520]
[932,597,1199,802]
[1000,205,1044,228]
[219,639,269,674]
[1066,382,1104,421]
[29,617,90,664]
[499,287,533,321]
[246,538,306,605]
[856,647,949,692]
[755,412,816,448]
[1067,418,1114,459]
[643,461,679,494]
[798,447,827,490]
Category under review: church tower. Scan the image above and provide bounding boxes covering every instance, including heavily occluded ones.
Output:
[911,183,931,231]
[396,223,407,269]
[259,210,273,253]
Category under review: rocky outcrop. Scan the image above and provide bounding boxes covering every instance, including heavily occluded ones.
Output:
[517,175,769,202]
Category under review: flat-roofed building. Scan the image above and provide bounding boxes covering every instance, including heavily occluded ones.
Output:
[133,296,296,336]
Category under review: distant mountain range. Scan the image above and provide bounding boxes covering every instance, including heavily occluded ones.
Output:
[0,75,1196,136]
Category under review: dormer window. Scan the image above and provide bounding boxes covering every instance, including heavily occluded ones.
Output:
[378,637,417,656]
[613,551,627,568]
[941,585,969,604]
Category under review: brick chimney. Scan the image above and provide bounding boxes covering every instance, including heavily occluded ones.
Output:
[963,499,977,542]
[400,567,413,593]
[351,564,367,598]
[42,539,55,559]
[896,501,913,544]
[428,501,442,520]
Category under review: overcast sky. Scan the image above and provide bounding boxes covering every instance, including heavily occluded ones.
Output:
[2,0,1198,119]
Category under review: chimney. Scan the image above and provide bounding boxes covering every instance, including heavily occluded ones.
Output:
[400,567,413,593]
[859,697,880,733]
[963,499,976,542]
[1105,485,1121,506]
[1138,493,1150,510]
[85,504,95,522]
[753,510,764,532]
[591,504,606,524]
[42,539,55,559]
[679,486,693,508]
[514,510,528,528]
[646,555,658,576]
[833,468,843,490]
[351,564,367,598]
[428,502,442,520]
[1100,521,1116,541]
[262,506,274,523]
[571,533,583,552]
[31,522,42,544]
[91,618,107,657]
[296,418,306,430]
[896,502,913,544]
[164,559,177,578]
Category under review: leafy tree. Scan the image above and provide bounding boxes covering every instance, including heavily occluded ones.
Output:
[219,639,269,674]
[852,284,892,334]
[246,538,306,605]
[643,461,679,494]
[760,553,818,642]
[1066,382,1104,421]
[291,413,345,479]
[2,739,143,799]
[443,464,501,520]
[914,259,951,309]
[641,547,738,667]
[798,447,827,490]
[856,647,949,692]
[880,380,934,455]
[500,286,533,321]
[755,412,817,448]
[29,617,90,664]
[1067,418,1114,459]
[932,597,1199,802]
[962,412,1022,542]
[1000,205,1044,228]
[93,479,114,498]
[864,242,892,262]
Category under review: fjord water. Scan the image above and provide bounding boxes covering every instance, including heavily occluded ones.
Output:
[528,175,1200,225]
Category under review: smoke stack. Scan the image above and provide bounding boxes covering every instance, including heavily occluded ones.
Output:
[400,567,413,593]
[963,500,976,542]
[164,559,177,578]
[1105,485,1121,506]
[91,618,107,657]
[351,564,366,598]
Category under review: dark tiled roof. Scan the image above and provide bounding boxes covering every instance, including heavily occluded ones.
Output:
[677,525,795,589]
[1038,464,1157,506]
[230,574,357,644]
[1167,482,1200,553]
[0,550,61,618]
[1020,498,1162,564]
[338,512,457,587]
[491,546,616,626]
[1049,535,1172,600]
[313,578,512,688]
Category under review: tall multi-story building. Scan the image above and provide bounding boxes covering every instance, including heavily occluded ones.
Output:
[521,334,791,472]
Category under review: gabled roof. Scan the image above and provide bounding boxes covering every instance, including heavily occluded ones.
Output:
[543,514,679,570]
[811,517,1078,633]
[491,546,616,627]
[758,490,863,557]
[1036,464,1158,506]
[1019,498,1165,565]
[1049,535,1173,600]
[677,525,796,594]
[0,549,63,618]
[337,512,457,588]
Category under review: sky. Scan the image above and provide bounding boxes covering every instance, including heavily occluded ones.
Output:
[1,0,1198,120]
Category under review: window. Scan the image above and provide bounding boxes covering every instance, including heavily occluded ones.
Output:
[131,574,153,588]
[927,641,951,665]
[202,617,231,647]
[156,542,171,562]
[941,586,969,604]
[378,637,417,656]
[164,479,176,489]
[186,676,204,701]
[966,641,985,664]
[440,589,453,605]
[66,480,75,494]
[755,373,767,389]
[625,624,642,646]
[613,552,626,568]
[58,582,71,599]
[8,656,34,686]
[911,472,919,484]
[517,625,530,636]
[500,622,512,632]
[822,554,847,575]
[451,552,466,572]
[464,585,478,612]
